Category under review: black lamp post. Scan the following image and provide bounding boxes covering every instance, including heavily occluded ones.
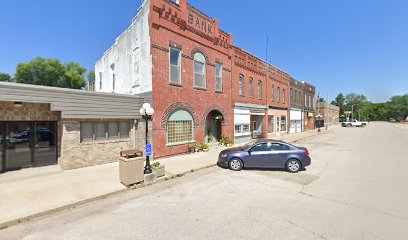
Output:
[140,103,154,174]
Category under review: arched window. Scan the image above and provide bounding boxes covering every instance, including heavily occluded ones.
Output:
[282,88,285,103]
[271,85,275,102]
[258,80,262,99]
[249,78,253,97]
[239,75,244,96]
[194,52,206,88]
[167,110,194,145]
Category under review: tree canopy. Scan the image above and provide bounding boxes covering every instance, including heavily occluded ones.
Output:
[13,57,86,89]
[0,73,11,82]
[331,92,408,121]
[87,70,95,90]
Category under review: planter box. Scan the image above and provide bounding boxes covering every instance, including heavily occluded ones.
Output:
[153,166,165,178]
[203,148,209,152]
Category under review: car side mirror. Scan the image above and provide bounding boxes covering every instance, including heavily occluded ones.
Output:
[248,148,252,154]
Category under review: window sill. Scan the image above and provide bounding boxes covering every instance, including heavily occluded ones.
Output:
[81,138,131,145]
[234,133,251,137]
[169,82,183,87]
[166,140,196,147]
[215,90,224,94]
[193,87,207,91]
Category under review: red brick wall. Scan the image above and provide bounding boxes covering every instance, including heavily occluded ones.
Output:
[266,67,290,110]
[231,46,291,137]
[150,0,233,158]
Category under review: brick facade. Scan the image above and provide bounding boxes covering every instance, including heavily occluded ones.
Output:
[93,0,319,158]
[231,46,290,139]
[303,82,316,130]
[149,0,234,158]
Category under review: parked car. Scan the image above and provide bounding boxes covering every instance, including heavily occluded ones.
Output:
[341,119,368,127]
[217,139,311,173]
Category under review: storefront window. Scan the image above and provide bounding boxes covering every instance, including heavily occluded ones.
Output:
[81,121,131,142]
[268,115,274,133]
[281,116,287,132]
[243,125,249,133]
[234,124,250,135]
[235,125,241,134]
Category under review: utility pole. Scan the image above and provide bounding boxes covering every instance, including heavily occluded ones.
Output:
[351,105,354,121]
[265,35,269,62]
[326,92,329,130]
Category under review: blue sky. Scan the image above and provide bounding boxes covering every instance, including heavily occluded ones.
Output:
[0,0,407,102]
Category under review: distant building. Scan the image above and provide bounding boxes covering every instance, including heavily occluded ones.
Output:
[318,102,340,126]
[289,78,304,133]
[303,82,316,130]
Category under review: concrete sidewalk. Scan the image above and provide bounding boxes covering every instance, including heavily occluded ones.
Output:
[0,126,336,229]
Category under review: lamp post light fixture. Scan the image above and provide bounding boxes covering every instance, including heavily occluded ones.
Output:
[316,114,322,133]
[139,103,154,174]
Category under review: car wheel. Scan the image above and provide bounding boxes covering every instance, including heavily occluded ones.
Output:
[348,124,352,127]
[286,159,301,173]
[229,158,243,171]
[362,124,366,127]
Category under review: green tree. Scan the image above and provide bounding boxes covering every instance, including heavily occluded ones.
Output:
[334,93,345,108]
[0,72,12,82]
[13,57,86,89]
[64,62,87,89]
[388,94,408,120]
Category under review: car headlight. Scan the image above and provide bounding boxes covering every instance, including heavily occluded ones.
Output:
[220,154,228,158]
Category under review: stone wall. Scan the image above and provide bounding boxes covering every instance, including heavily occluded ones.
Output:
[0,101,60,121]
[319,103,340,126]
[59,119,151,170]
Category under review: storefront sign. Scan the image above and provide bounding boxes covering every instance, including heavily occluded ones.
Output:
[308,112,314,117]
[188,11,213,35]
[249,108,265,115]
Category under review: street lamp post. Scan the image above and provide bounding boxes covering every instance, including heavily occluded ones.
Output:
[140,103,154,174]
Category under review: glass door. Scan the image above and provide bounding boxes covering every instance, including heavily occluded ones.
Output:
[5,122,34,170]
[0,123,4,172]
[34,122,57,167]
[276,117,281,136]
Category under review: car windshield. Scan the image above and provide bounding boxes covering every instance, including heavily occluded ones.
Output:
[241,140,257,150]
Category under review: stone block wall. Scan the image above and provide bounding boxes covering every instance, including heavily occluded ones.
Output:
[0,101,60,121]
[59,119,151,170]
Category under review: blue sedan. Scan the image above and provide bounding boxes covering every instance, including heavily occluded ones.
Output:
[217,139,311,173]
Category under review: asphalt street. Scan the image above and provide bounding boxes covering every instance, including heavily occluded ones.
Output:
[1,122,408,240]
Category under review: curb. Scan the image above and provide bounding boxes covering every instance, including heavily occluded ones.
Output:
[0,163,218,230]
[0,129,325,230]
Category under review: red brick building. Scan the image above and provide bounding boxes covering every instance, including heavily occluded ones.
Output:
[149,0,234,157]
[95,0,315,158]
[231,46,290,144]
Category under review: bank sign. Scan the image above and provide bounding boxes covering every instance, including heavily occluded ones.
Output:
[187,10,214,36]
